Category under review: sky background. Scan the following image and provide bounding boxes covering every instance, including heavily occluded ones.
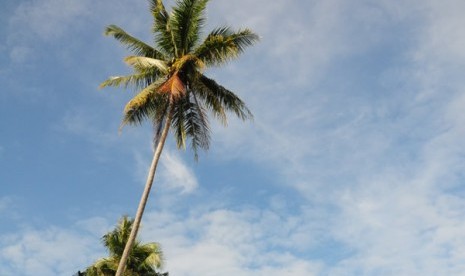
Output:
[1,0,465,275]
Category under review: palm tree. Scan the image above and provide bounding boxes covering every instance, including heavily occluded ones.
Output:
[100,0,258,274]
[84,216,167,276]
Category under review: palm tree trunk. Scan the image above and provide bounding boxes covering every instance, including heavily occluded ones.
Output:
[115,97,175,276]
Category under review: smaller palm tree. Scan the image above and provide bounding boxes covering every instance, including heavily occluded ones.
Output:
[84,216,168,276]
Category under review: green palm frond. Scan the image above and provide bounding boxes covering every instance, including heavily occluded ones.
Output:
[188,92,210,158]
[100,69,160,90]
[102,216,133,256]
[171,93,209,158]
[195,27,259,66]
[104,25,164,58]
[171,96,187,149]
[190,76,227,124]
[86,216,165,276]
[197,74,253,121]
[86,257,118,276]
[122,81,170,127]
[137,243,164,270]
[150,0,177,56]
[152,97,170,147]
[171,0,209,55]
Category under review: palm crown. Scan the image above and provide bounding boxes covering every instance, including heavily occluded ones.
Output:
[85,216,166,276]
[101,0,259,159]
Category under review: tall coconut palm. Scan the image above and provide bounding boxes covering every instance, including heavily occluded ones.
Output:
[100,0,258,274]
[84,216,167,276]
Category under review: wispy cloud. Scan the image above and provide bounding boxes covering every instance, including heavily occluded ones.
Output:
[200,1,465,275]
[133,149,198,196]
[159,151,198,194]
[140,206,326,275]
[0,224,103,275]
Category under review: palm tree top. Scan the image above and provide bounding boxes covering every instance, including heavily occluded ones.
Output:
[85,216,166,276]
[100,0,259,159]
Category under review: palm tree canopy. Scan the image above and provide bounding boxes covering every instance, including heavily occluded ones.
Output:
[85,216,165,276]
[100,0,259,159]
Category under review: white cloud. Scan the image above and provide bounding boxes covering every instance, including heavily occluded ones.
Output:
[75,216,112,236]
[0,225,103,275]
[202,1,465,275]
[415,0,465,63]
[159,151,198,194]
[133,148,198,194]
[140,207,325,276]
[324,1,465,274]
[5,0,150,66]
[327,178,465,275]
[0,205,325,276]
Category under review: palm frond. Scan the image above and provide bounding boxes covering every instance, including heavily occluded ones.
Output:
[171,54,205,72]
[195,74,253,122]
[171,0,209,55]
[195,27,259,66]
[171,93,210,158]
[104,25,164,58]
[152,101,170,147]
[99,69,160,91]
[189,92,210,159]
[171,96,188,149]
[121,80,170,127]
[88,216,164,275]
[86,257,118,276]
[102,216,133,257]
[190,75,227,124]
[124,56,169,73]
[150,0,177,56]
[139,243,164,269]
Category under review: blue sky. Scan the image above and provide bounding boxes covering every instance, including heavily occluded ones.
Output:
[2,0,465,275]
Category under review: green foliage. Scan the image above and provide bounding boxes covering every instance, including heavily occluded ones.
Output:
[83,216,167,276]
[101,0,258,159]
[104,25,165,59]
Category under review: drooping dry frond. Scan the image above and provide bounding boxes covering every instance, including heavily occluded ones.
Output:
[158,72,186,98]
